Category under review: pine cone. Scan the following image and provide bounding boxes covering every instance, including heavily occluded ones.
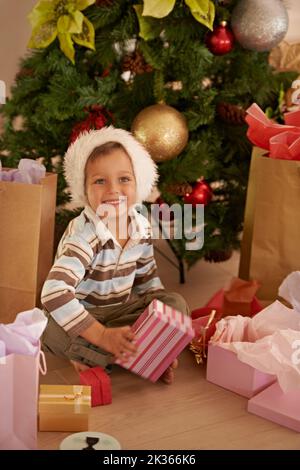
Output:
[122,51,153,75]
[166,182,193,196]
[204,249,233,263]
[16,68,34,80]
[217,102,246,125]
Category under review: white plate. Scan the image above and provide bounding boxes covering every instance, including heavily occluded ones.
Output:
[59,431,121,450]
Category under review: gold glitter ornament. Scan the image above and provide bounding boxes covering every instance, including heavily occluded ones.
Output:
[131,104,189,162]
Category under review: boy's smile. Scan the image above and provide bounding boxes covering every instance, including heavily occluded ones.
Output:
[85,147,137,216]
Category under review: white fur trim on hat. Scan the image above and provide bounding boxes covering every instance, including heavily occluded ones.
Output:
[63,126,158,206]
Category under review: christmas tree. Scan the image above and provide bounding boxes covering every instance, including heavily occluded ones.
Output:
[0,0,295,271]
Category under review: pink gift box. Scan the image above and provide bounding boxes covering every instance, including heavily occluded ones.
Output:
[115,299,194,382]
[206,344,276,398]
[248,382,300,432]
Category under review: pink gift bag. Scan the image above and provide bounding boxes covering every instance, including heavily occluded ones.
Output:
[0,308,47,450]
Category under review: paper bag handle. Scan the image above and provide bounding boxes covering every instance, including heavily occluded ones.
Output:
[39,350,47,375]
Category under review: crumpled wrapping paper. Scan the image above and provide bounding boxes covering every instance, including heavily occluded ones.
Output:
[210,300,300,392]
[0,308,48,357]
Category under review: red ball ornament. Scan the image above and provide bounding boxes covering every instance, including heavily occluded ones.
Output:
[205,21,234,55]
[184,180,213,207]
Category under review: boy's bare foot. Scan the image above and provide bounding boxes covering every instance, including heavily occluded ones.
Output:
[160,359,178,385]
[71,360,90,374]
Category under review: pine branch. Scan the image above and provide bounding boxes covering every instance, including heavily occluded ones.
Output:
[76,72,119,108]
[87,1,125,30]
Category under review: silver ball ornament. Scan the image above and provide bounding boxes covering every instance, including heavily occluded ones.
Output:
[231,0,288,52]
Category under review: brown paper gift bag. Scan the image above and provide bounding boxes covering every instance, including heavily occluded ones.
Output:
[0,172,57,323]
[239,147,300,301]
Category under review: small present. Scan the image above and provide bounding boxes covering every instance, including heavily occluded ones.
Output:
[39,385,91,432]
[79,366,112,407]
[195,278,262,318]
[206,344,275,398]
[115,299,194,382]
[248,382,300,432]
[222,278,261,316]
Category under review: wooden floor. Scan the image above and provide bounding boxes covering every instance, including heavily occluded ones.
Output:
[38,242,300,450]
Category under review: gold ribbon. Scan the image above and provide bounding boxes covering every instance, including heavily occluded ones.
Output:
[40,385,90,413]
[190,309,217,364]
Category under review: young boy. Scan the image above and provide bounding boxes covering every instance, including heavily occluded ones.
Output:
[41,127,189,384]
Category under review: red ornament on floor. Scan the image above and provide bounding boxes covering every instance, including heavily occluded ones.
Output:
[205,21,235,55]
[79,366,112,407]
[184,180,213,207]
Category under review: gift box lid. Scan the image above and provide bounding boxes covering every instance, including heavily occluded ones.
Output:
[39,384,91,414]
[115,299,194,381]
[132,299,193,335]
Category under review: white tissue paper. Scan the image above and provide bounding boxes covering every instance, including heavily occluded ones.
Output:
[0,308,48,357]
[0,158,46,183]
[210,300,300,392]
[278,271,300,312]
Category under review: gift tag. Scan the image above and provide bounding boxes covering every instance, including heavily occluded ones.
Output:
[59,431,121,450]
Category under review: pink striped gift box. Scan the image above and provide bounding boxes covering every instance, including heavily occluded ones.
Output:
[115,299,194,382]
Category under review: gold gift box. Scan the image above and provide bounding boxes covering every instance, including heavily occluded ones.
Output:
[39,384,91,432]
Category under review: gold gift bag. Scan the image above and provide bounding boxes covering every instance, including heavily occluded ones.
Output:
[0,172,57,323]
[239,147,300,301]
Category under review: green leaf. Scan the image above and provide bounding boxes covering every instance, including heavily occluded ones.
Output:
[58,33,75,64]
[185,0,209,15]
[70,11,84,33]
[72,16,95,50]
[142,0,176,19]
[57,15,70,34]
[133,5,161,41]
[57,14,84,34]
[76,0,95,11]
[28,1,55,28]
[28,20,57,48]
[184,0,215,30]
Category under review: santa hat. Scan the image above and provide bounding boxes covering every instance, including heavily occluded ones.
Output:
[63,126,158,206]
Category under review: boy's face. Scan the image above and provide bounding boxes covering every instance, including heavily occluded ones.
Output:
[85,148,137,216]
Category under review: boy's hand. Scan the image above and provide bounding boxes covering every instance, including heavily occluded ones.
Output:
[98,326,137,360]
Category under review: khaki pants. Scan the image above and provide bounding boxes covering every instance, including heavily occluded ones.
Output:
[42,291,190,369]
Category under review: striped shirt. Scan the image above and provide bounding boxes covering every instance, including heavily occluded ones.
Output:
[41,205,164,338]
